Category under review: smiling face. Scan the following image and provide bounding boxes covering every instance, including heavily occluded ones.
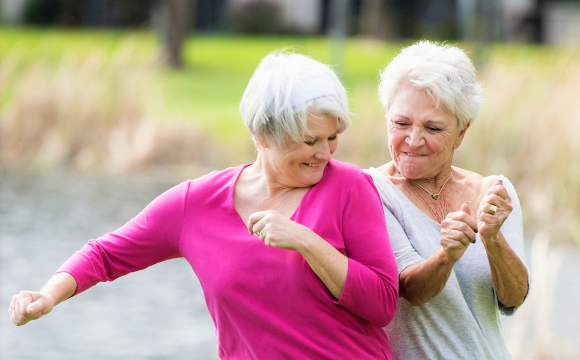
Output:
[260,112,340,188]
[387,85,467,180]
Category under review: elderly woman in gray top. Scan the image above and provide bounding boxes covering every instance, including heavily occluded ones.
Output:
[365,41,529,359]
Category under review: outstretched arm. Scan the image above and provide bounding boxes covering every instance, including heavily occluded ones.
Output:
[10,181,188,326]
[9,272,77,326]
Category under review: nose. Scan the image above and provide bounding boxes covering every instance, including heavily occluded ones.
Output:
[406,125,424,149]
[314,141,332,162]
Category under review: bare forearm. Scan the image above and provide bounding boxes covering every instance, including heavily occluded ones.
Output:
[298,235,348,300]
[41,273,78,306]
[482,232,528,307]
[400,248,454,306]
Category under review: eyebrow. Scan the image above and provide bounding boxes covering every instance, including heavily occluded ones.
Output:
[305,130,339,139]
[392,115,445,125]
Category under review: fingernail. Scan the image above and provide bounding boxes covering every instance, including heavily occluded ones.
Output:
[474,228,478,233]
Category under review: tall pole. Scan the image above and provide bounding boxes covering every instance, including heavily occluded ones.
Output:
[329,0,349,77]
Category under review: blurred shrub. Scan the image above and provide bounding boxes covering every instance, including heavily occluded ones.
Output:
[226,1,283,34]
[24,0,63,25]
[23,0,154,27]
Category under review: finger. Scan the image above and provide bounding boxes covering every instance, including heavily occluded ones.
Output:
[481,193,506,205]
[26,301,46,320]
[27,297,46,316]
[247,211,267,235]
[450,202,478,233]
[442,229,472,247]
[460,201,470,214]
[479,212,505,226]
[456,223,477,245]
[251,218,267,238]
[488,181,508,200]
[479,196,502,214]
[18,293,33,318]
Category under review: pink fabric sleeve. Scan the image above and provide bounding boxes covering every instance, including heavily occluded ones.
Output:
[55,182,188,295]
[336,173,399,327]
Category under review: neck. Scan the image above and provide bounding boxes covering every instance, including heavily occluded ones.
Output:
[412,169,453,188]
[247,157,299,198]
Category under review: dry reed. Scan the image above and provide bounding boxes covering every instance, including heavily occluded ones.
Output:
[0,39,215,173]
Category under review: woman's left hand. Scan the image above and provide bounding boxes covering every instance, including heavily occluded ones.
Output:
[247,210,313,251]
[477,180,513,241]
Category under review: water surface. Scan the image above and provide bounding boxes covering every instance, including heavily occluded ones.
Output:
[1,168,218,359]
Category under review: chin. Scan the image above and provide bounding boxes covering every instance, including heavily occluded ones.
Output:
[300,173,324,187]
[397,163,425,180]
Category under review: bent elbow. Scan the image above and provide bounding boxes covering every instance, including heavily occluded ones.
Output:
[374,287,399,327]
[401,290,433,307]
[408,297,428,307]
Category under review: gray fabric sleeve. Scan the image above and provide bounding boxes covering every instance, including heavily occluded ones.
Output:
[382,205,425,276]
[494,176,530,316]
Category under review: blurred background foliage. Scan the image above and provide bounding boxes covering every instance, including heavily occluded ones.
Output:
[2,26,579,250]
[0,2,579,357]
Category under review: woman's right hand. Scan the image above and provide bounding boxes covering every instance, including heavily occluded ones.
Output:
[440,202,478,264]
[9,290,55,326]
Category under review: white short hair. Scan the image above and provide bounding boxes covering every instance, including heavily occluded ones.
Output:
[240,51,351,147]
[378,41,484,129]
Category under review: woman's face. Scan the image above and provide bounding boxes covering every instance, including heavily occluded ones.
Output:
[262,113,339,188]
[387,85,467,180]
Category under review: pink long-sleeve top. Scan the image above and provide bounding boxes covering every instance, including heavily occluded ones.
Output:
[57,160,399,359]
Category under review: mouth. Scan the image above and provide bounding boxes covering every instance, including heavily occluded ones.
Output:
[304,162,325,167]
[403,152,426,157]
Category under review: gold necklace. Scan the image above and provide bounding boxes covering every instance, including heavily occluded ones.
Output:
[413,172,452,200]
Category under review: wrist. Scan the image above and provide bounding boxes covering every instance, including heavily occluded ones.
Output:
[439,248,457,269]
[481,232,503,245]
[295,228,318,255]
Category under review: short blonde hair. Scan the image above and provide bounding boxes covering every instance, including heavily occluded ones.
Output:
[379,41,484,129]
[239,51,351,147]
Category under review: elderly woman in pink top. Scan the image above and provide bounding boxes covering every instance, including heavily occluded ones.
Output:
[10,51,399,359]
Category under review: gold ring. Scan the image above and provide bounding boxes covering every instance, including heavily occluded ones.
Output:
[256,231,262,237]
[489,204,497,215]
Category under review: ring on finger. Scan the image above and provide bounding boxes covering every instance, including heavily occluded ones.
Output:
[489,204,497,215]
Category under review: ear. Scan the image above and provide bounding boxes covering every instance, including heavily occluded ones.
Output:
[453,121,470,150]
[254,135,269,149]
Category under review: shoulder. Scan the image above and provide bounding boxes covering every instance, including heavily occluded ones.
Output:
[182,164,246,202]
[324,160,370,186]
[326,159,364,177]
[317,160,381,204]
[453,167,498,194]
[186,165,244,189]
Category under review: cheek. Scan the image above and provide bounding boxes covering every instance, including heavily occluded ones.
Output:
[388,132,404,151]
[430,135,454,156]
[330,140,338,155]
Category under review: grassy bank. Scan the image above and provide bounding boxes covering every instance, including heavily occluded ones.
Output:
[1,27,579,248]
